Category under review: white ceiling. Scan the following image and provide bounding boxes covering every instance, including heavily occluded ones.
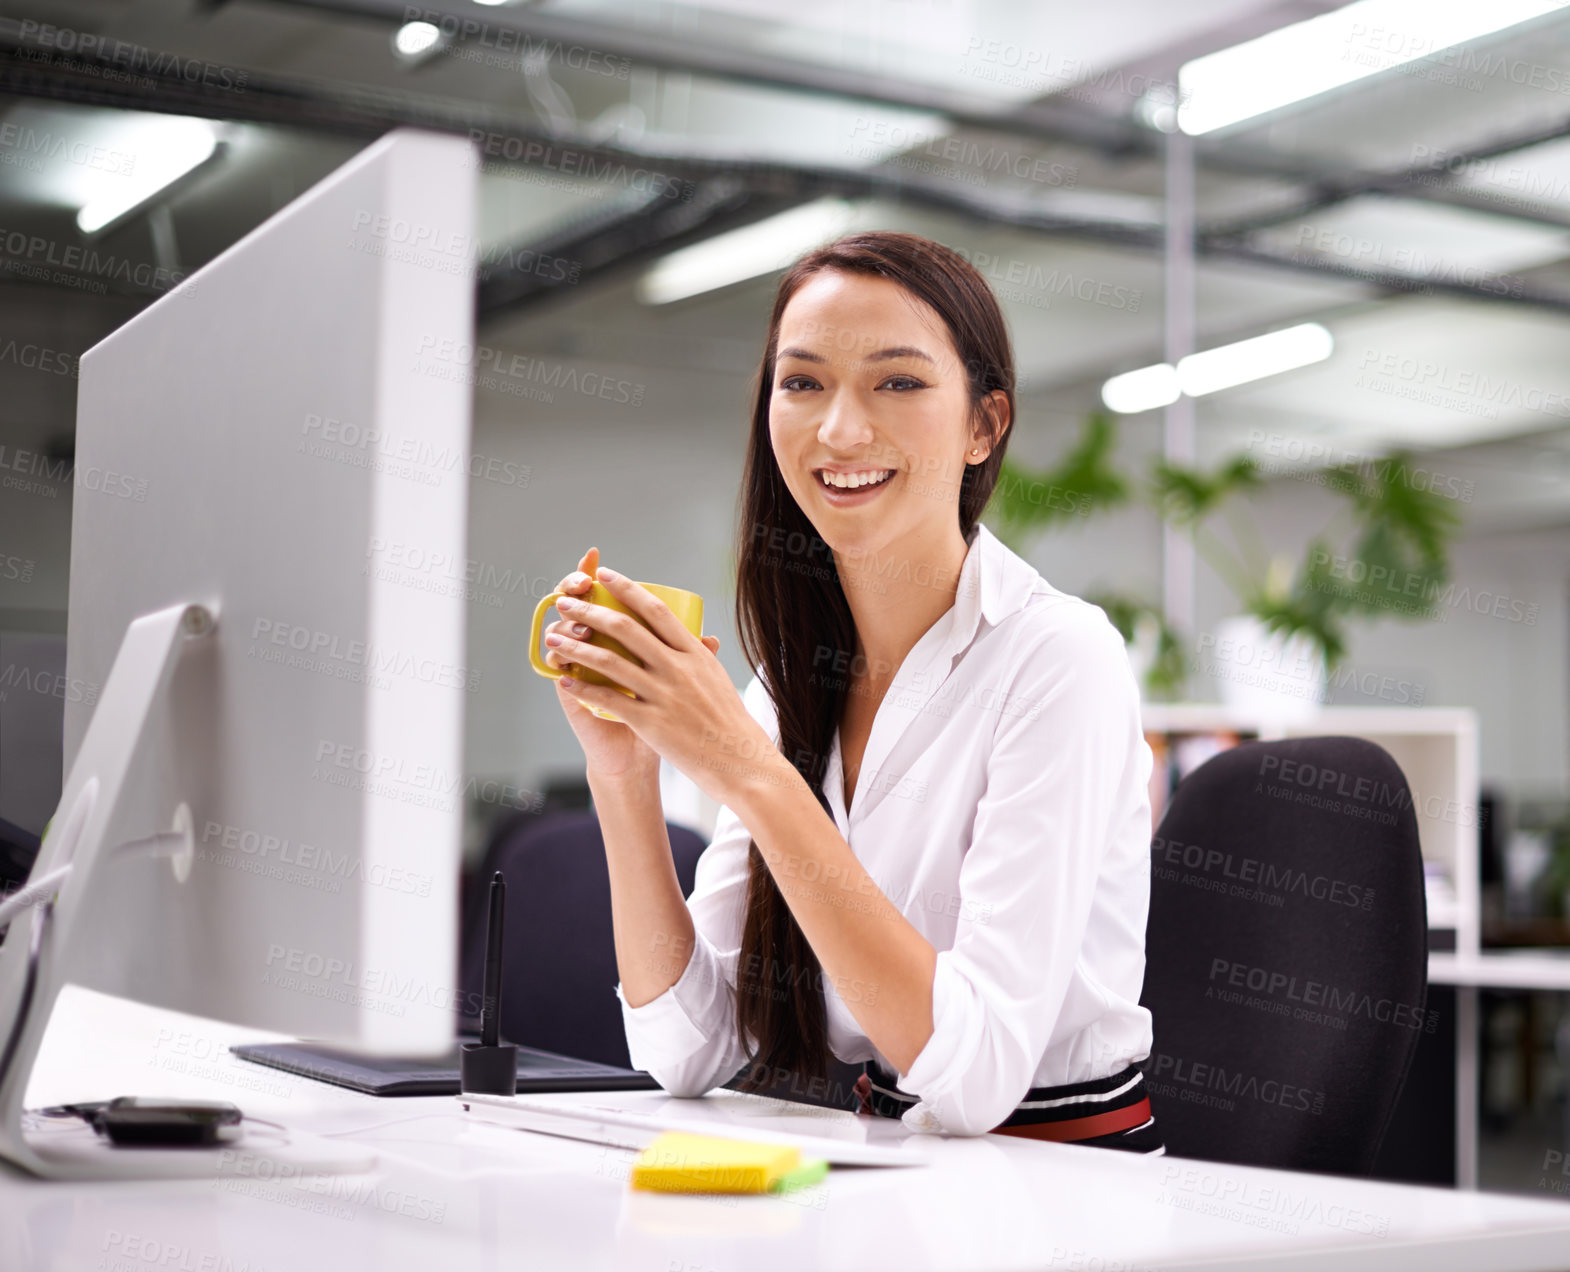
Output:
[547,0,1297,102]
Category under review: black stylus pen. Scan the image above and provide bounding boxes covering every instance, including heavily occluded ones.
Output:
[481,871,505,1049]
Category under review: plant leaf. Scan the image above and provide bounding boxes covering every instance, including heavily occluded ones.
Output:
[1150,454,1261,525]
[985,412,1128,547]
[1087,590,1188,700]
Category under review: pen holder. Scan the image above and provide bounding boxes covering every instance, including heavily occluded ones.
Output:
[460,1041,518,1096]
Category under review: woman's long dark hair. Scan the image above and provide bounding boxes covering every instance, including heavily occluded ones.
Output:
[731,231,1016,1089]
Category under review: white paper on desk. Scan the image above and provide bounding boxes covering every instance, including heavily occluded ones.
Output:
[459,1094,929,1167]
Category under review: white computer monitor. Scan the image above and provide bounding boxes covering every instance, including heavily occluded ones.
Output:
[0,129,478,1175]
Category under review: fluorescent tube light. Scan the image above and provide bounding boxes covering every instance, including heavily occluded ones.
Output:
[1177,323,1334,396]
[1178,0,1570,135]
[75,117,218,236]
[637,198,861,305]
[393,21,443,58]
[1102,324,1334,413]
[1101,363,1181,414]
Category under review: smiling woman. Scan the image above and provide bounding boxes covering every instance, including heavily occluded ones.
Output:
[543,231,1160,1148]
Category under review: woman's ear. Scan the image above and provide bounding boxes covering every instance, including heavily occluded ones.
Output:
[970,390,1012,462]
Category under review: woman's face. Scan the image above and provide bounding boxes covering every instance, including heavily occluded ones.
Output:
[769,270,1001,558]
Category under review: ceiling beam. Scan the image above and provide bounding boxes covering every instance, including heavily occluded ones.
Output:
[4,31,1570,321]
[8,8,1570,245]
[263,0,1570,238]
[1203,238,1570,316]
[1201,111,1570,239]
[253,0,1153,158]
[477,179,779,313]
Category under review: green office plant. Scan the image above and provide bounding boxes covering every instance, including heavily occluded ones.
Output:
[1150,447,1462,675]
[1084,592,1189,700]
[984,412,1465,697]
[1542,829,1570,920]
[986,411,1129,544]
[985,413,1186,699]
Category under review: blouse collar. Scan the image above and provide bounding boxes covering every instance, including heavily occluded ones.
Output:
[941,519,1044,662]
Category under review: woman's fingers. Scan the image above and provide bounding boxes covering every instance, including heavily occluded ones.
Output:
[548,631,654,697]
[592,569,699,652]
[554,599,666,669]
[544,547,597,676]
[546,631,590,662]
[555,547,600,596]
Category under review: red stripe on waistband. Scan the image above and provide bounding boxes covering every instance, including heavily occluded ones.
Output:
[990,1097,1153,1143]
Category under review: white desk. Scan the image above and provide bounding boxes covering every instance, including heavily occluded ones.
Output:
[5,987,1570,1272]
[1429,954,1570,1192]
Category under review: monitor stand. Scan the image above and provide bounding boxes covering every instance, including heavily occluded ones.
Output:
[0,602,374,1179]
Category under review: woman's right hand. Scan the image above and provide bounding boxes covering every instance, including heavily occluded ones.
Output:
[543,548,724,782]
[542,547,659,782]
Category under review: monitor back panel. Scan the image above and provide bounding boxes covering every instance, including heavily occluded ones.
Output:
[66,130,476,1053]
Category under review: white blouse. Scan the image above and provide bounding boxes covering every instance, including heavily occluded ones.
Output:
[617,520,1155,1136]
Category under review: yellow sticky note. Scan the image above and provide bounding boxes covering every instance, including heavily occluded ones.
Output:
[630,1132,800,1195]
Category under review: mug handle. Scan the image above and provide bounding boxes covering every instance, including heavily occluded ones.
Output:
[528,591,566,679]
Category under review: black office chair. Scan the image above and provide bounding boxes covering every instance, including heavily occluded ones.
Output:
[1140,736,1428,1175]
[459,809,707,1069]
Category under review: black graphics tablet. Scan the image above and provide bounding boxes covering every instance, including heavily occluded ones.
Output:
[232,1038,660,1097]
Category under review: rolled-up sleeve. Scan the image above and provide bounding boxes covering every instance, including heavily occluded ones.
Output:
[894,607,1147,1135]
[616,673,774,1096]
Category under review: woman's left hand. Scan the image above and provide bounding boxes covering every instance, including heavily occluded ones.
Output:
[546,566,784,805]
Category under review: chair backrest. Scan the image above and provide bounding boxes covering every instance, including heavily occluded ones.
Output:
[1140,736,1428,1175]
[459,810,707,1068]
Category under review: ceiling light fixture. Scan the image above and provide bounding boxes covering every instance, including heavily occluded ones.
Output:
[75,116,220,236]
[1177,323,1335,396]
[1102,324,1335,412]
[1101,363,1182,414]
[637,198,862,305]
[393,20,444,59]
[1178,0,1570,135]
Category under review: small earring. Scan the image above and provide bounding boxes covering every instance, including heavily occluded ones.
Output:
[970,448,980,455]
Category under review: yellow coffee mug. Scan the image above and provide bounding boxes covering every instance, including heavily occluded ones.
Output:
[528,580,704,723]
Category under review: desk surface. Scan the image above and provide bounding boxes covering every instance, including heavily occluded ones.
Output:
[5,987,1570,1272]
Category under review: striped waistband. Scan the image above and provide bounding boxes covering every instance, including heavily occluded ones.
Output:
[861,1060,1155,1139]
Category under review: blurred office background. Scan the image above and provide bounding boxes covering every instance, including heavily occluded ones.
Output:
[1,0,1569,1198]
